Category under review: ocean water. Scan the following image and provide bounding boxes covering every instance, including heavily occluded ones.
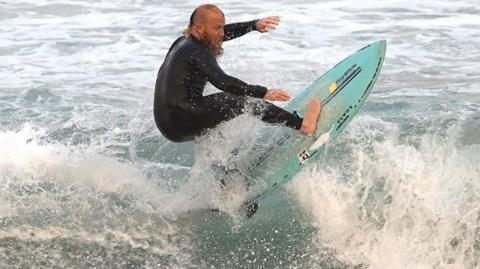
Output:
[1,0,480,268]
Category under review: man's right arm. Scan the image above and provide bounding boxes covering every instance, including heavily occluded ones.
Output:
[223,20,258,41]
[223,16,280,41]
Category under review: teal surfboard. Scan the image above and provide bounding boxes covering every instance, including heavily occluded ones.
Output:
[242,40,386,215]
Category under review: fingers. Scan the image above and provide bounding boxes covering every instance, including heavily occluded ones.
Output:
[263,17,280,27]
[265,89,291,101]
[275,90,290,101]
[258,16,281,32]
[264,16,280,24]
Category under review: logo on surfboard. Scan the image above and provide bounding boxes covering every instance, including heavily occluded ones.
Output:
[297,149,310,164]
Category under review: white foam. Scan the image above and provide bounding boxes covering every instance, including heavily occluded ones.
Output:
[288,117,480,268]
[0,125,192,217]
[188,115,263,217]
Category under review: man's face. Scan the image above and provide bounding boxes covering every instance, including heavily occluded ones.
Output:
[198,11,225,57]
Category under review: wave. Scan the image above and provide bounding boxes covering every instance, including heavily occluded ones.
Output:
[288,115,480,268]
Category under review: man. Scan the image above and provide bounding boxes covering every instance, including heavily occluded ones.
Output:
[154,4,321,143]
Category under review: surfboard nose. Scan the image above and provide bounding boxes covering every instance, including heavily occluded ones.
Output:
[373,40,387,57]
[357,40,386,55]
[373,40,387,49]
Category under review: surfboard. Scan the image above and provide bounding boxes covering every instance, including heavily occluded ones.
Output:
[241,40,386,216]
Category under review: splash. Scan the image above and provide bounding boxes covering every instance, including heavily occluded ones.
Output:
[0,125,196,267]
[187,114,264,219]
[288,116,480,268]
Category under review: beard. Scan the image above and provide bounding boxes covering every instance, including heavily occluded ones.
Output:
[199,32,224,58]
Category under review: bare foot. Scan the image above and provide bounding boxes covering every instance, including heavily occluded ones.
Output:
[300,99,321,135]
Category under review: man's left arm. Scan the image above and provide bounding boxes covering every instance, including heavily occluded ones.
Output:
[223,16,280,41]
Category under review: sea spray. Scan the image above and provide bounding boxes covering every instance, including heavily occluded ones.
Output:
[288,116,480,268]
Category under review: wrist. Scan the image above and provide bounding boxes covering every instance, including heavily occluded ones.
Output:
[252,19,259,32]
[260,87,268,98]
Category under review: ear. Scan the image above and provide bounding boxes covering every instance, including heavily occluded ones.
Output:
[192,24,204,35]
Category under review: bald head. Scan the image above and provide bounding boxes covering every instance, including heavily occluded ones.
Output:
[189,4,224,26]
[184,4,225,58]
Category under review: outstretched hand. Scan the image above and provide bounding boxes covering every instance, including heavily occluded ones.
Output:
[256,16,280,33]
[264,89,291,102]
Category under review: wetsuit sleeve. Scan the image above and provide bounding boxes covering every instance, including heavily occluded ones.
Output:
[196,51,267,98]
[223,20,258,41]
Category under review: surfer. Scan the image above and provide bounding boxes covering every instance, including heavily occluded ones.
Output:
[154,4,321,142]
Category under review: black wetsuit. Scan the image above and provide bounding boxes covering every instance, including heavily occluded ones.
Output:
[154,20,303,142]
